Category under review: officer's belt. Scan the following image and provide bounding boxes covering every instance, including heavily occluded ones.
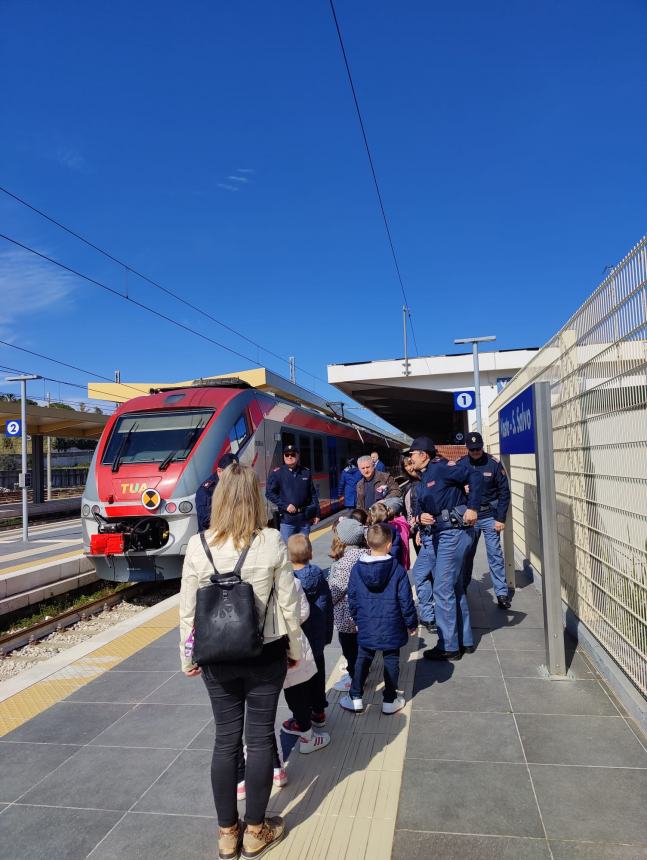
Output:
[421,508,465,534]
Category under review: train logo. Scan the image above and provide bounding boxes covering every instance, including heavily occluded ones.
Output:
[141,489,161,510]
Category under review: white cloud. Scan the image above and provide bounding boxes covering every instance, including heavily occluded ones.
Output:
[217,183,239,192]
[228,175,249,183]
[55,146,87,172]
[0,247,77,338]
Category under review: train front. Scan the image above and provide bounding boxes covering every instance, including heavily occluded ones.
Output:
[81,386,242,582]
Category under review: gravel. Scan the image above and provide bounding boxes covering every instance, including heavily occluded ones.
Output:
[0,589,177,681]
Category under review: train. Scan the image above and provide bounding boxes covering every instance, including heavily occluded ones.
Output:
[81,378,403,582]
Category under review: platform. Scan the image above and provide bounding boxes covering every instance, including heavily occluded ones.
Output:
[0,533,645,860]
[0,497,82,523]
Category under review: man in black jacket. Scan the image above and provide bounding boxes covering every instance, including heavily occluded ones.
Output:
[459,432,512,609]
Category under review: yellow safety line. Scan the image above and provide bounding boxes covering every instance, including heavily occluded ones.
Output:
[0,539,81,564]
[0,548,85,577]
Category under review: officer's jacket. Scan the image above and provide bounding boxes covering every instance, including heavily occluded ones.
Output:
[413,456,484,520]
[195,472,218,532]
[458,452,510,523]
[266,464,320,521]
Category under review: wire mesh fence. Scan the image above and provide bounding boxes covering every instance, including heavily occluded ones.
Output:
[487,234,647,697]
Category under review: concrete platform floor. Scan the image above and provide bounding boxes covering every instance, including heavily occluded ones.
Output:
[0,532,645,860]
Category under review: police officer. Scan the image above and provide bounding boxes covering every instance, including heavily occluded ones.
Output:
[408,435,484,660]
[459,431,512,609]
[195,453,239,531]
[266,444,320,543]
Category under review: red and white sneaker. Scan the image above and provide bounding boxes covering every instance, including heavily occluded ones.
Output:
[281,718,307,737]
[299,729,331,754]
[273,767,288,787]
[310,710,326,728]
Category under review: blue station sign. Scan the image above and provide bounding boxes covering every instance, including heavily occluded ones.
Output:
[454,390,476,411]
[5,419,21,438]
[499,386,535,455]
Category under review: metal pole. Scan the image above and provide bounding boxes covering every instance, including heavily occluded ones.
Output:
[46,392,52,501]
[20,379,28,542]
[533,381,567,676]
[500,452,516,591]
[472,341,482,434]
[403,306,410,376]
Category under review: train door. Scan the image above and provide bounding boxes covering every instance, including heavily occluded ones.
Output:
[327,436,339,504]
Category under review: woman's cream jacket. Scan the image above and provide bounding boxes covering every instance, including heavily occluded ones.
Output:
[179,527,302,672]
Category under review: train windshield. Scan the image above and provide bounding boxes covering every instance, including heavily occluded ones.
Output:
[101,409,214,466]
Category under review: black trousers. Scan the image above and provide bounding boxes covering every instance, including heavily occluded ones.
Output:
[338,631,358,680]
[202,643,287,827]
[283,653,328,730]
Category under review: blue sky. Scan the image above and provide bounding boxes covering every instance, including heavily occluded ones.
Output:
[1,0,645,415]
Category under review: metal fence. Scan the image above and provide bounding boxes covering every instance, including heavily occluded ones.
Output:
[487,235,647,697]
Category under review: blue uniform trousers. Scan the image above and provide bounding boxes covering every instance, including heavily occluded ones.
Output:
[426,529,474,653]
[462,515,508,597]
[279,521,311,543]
[410,539,436,624]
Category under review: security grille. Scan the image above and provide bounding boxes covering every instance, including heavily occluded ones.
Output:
[488,235,647,697]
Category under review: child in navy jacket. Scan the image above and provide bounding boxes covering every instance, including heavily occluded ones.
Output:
[341,523,417,715]
[286,534,334,727]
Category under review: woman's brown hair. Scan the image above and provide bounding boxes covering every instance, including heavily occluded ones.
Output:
[208,463,265,549]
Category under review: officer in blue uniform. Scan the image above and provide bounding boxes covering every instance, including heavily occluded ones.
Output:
[266,444,321,543]
[408,435,484,660]
[195,452,239,531]
[459,431,512,609]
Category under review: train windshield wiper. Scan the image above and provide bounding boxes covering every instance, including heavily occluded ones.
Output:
[111,424,137,473]
[158,425,202,471]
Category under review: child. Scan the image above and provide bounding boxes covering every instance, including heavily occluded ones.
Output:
[328,517,366,692]
[385,497,411,569]
[349,508,368,525]
[281,534,333,753]
[367,502,403,564]
[341,523,418,715]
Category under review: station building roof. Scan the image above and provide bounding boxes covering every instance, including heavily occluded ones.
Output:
[0,401,109,438]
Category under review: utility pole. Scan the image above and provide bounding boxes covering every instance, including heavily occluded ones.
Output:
[114,370,121,383]
[46,392,52,501]
[454,336,496,435]
[288,356,296,384]
[402,306,410,376]
[5,374,41,542]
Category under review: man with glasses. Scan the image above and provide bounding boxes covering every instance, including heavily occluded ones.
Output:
[459,432,512,609]
[266,444,320,543]
[407,436,484,660]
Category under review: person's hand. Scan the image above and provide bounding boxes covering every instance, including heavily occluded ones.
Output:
[420,513,435,525]
[415,531,422,547]
[463,508,477,526]
[184,666,201,677]
[409,628,418,636]
[312,517,320,525]
[286,504,297,514]
[494,520,505,533]
[287,658,300,668]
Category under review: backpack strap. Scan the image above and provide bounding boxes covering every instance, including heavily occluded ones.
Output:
[200,532,250,578]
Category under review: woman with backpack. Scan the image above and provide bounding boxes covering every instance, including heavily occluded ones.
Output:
[180,463,302,860]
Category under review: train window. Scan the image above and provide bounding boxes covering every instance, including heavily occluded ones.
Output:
[101,409,214,466]
[299,435,312,470]
[313,437,324,472]
[229,414,250,454]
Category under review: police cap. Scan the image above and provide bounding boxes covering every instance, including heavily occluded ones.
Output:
[404,436,436,455]
[466,432,484,450]
[218,452,239,470]
[283,444,299,455]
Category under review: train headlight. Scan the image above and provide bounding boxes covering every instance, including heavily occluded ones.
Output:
[165,502,177,513]
[82,504,91,517]
[91,505,100,516]
[179,501,193,513]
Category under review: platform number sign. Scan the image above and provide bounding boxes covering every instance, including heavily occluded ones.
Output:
[5,419,21,438]
[453,391,476,411]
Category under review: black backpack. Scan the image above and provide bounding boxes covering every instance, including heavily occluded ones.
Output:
[193,533,274,665]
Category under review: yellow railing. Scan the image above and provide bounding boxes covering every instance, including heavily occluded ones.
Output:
[487,235,647,696]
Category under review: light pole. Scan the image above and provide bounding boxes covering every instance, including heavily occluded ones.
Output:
[454,336,496,435]
[5,374,41,542]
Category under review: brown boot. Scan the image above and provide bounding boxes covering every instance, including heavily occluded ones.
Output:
[241,817,285,859]
[219,820,243,860]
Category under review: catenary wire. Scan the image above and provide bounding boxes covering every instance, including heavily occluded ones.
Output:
[327,0,422,359]
[0,184,327,384]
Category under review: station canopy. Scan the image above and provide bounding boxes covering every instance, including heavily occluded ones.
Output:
[0,401,109,439]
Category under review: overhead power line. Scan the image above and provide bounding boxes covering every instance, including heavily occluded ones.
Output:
[327,0,422,358]
[0,185,326,384]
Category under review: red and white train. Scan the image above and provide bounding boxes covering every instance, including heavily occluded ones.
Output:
[82,378,402,582]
